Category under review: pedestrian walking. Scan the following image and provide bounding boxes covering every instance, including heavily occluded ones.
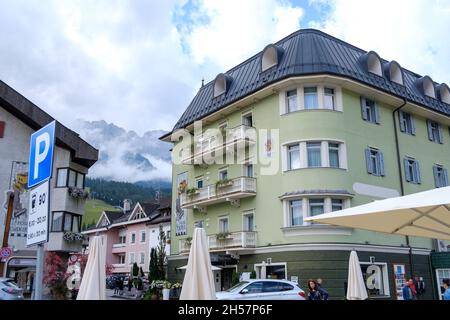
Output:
[307,279,329,300]
[316,278,329,299]
[442,278,450,300]
[402,279,417,300]
[113,277,119,295]
[118,277,124,296]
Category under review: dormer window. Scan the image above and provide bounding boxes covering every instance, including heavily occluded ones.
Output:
[384,61,404,85]
[213,73,232,98]
[416,76,436,99]
[361,51,382,76]
[437,83,450,104]
[261,44,284,72]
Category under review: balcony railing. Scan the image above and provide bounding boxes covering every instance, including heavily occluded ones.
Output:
[180,177,256,209]
[178,231,257,254]
[112,243,126,253]
[181,125,256,165]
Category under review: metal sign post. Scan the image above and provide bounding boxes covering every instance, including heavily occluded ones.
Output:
[27,121,56,300]
[0,192,14,276]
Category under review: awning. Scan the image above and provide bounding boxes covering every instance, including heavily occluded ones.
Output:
[178,265,222,271]
[304,186,450,241]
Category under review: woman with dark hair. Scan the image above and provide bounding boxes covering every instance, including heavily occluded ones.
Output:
[307,279,329,300]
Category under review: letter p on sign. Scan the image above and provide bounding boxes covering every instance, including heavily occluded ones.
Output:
[28,121,56,188]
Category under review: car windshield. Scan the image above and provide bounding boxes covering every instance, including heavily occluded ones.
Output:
[226,281,249,292]
[2,280,20,288]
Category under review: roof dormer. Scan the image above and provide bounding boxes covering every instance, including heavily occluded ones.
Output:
[384,61,404,85]
[360,51,383,76]
[415,76,436,99]
[436,83,450,104]
[213,73,232,98]
[261,44,284,72]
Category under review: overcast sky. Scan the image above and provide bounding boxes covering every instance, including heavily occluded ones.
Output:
[1,0,449,135]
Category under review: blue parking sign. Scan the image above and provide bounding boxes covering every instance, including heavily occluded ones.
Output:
[28,121,56,188]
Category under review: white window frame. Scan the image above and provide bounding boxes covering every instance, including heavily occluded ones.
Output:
[304,86,319,110]
[359,262,391,298]
[218,167,228,181]
[254,262,288,280]
[128,252,135,265]
[195,176,204,189]
[130,232,136,245]
[242,111,253,127]
[218,216,229,233]
[118,255,125,265]
[323,87,336,110]
[140,230,146,243]
[242,210,255,232]
[435,268,450,300]
[139,252,145,265]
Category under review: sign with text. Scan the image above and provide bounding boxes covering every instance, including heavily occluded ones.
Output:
[393,264,406,300]
[26,180,49,247]
[175,172,188,236]
[28,121,56,188]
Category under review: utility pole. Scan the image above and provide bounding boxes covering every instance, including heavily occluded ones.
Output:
[0,192,14,276]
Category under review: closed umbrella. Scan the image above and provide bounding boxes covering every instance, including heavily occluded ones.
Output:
[77,235,106,300]
[180,228,216,300]
[346,251,368,300]
[260,261,267,279]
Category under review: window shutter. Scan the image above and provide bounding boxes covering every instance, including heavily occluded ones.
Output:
[444,168,449,187]
[404,159,411,182]
[426,120,433,141]
[374,103,381,124]
[378,151,385,176]
[411,115,416,135]
[415,160,421,184]
[360,97,368,120]
[433,165,439,187]
[438,124,443,144]
[399,112,406,132]
[365,148,373,174]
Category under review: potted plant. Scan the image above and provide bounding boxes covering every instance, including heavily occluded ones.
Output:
[162,281,172,300]
[68,186,89,199]
[215,178,232,194]
[216,232,231,241]
[185,236,192,247]
[250,270,257,279]
[186,187,199,198]
[171,282,182,298]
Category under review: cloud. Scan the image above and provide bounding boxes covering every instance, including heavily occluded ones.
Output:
[309,0,450,84]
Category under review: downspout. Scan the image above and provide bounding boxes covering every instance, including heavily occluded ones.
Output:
[392,99,415,278]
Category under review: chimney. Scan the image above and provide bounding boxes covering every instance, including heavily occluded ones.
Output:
[123,199,131,213]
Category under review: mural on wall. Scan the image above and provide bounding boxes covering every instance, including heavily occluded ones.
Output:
[2,161,30,249]
[175,172,188,236]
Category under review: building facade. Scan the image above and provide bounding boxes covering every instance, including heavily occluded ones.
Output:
[161,29,450,299]
[82,199,171,275]
[0,79,98,293]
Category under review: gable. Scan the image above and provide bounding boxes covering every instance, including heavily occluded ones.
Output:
[97,212,110,227]
[128,203,147,221]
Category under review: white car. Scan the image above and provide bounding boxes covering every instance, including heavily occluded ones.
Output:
[0,278,24,300]
[216,279,306,300]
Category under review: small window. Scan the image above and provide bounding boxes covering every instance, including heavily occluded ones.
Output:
[56,169,68,187]
[76,172,85,188]
[68,170,77,187]
[244,163,254,178]
[404,157,421,184]
[307,142,321,167]
[324,88,335,110]
[119,235,126,244]
[331,199,343,212]
[365,147,385,176]
[130,233,136,244]
[433,165,449,188]
[140,231,146,243]
[361,97,380,124]
[218,169,228,181]
[52,212,64,232]
[242,113,253,127]
[129,252,135,265]
[72,216,80,233]
[118,255,125,264]
[427,120,443,144]
[140,252,145,265]
[286,90,298,113]
[243,212,254,232]
[167,230,171,239]
[328,143,340,168]
[399,111,415,135]
[289,200,303,226]
[304,87,318,109]
[218,217,229,233]
[196,178,204,189]
[287,144,300,170]
[309,199,325,217]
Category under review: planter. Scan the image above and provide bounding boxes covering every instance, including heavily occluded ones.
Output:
[162,288,170,300]
[151,293,159,300]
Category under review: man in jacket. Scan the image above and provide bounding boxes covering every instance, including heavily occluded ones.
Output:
[402,279,417,300]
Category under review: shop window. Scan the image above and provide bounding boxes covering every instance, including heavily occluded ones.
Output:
[436,269,450,300]
[360,262,390,298]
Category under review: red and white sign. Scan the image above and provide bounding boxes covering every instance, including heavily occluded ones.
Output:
[1,247,12,259]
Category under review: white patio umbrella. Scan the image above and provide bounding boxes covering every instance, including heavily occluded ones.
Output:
[304,186,450,240]
[346,251,368,300]
[77,235,106,300]
[260,261,267,279]
[179,228,216,300]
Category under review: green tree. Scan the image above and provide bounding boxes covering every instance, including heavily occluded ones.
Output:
[132,262,139,277]
[148,247,159,282]
[156,224,167,280]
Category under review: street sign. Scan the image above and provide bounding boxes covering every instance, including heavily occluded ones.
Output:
[27,121,56,188]
[26,180,50,247]
[1,247,12,259]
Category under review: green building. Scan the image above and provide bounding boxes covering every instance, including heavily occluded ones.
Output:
[160,29,450,299]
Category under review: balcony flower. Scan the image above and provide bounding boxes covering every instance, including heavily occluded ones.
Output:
[63,232,86,242]
[68,186,89,200]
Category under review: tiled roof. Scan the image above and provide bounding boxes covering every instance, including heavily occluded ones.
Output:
[169,29,450,133]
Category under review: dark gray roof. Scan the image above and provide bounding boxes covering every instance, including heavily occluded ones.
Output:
[279,189,354,198]
[104,210,125,223]
[167,29,450,134]
[0,80,98,167]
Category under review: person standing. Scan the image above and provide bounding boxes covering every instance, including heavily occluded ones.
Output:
[307,279,329,300]
[402,279,417,300]
[443,278,450,300]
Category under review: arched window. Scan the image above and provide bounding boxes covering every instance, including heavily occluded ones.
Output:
[261,44,284,72]
[360,51,382,76]
[416,76,436,99]
[384,61,404,85]
[213,73,232,98]
[437,83,450,104]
